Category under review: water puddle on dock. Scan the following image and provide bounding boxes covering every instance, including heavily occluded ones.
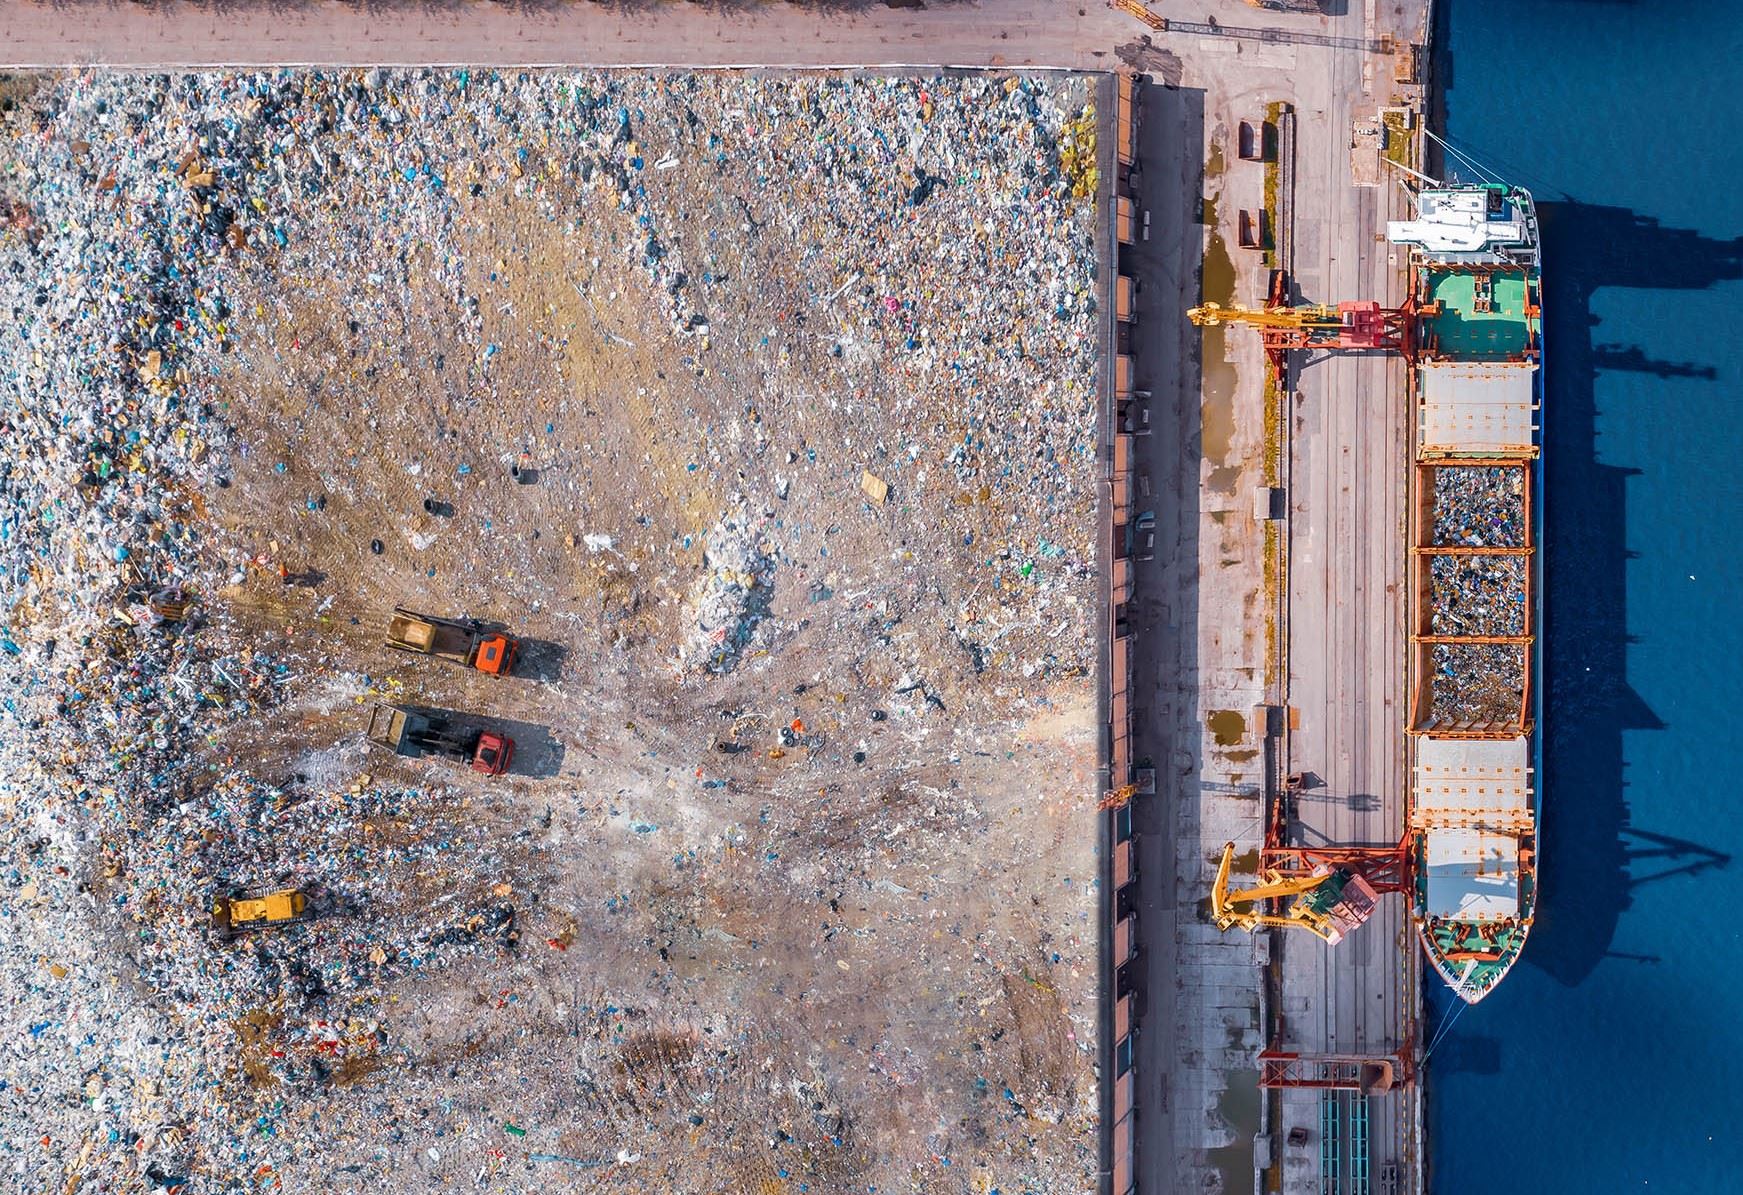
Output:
[1200,231,1239,467]
[1207,464,1241,495]
[1208,709,1247,746]
[1208,1068,1262,1195]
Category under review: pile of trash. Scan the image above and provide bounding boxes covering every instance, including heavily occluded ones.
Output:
[0,67,1106,1193]
[0,70,549,1193]
[1429,555,1526,637]
[0,72,318,1191]
[1431,465,1525,547]
[683,510,778,673]
[1428,642,1526,725]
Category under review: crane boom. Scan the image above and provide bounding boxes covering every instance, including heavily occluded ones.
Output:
[1210,841,1382,945]
[1213,841,1334,905]
[1188,273,1417,383]
[1189,301,1345,332]
[1107,0,1167,31]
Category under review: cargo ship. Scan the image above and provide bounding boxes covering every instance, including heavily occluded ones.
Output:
[1387,184,1542,1004]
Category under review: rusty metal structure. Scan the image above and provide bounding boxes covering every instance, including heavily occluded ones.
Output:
[1259,1049,1411,1092]
[1188,269,1417,382]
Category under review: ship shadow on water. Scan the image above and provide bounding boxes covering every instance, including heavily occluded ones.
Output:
[1529,201,1741,988]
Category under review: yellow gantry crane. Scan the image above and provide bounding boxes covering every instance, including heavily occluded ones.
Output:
[1188,301,1345,332]
[1109,0,1318,26]
[1107,0,1166,31]
[1189,278,1414,382]
[1210,842,1381,945]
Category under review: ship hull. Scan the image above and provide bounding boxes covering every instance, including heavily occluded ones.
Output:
[1391,183,1543,1005]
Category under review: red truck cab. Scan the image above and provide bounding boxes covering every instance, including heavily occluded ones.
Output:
[472,731,515,775]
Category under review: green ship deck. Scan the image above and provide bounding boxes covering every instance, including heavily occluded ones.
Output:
[1420,268,1539,359]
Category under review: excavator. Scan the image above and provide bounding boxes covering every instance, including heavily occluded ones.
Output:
[1210,841,1380,945]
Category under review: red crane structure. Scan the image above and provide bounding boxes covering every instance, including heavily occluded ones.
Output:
[1190,270,1418,382]
[1188,274,1429,1091]
[1220,780,1422,1090]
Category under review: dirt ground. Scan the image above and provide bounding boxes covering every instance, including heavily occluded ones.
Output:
[0,70,1105,1193]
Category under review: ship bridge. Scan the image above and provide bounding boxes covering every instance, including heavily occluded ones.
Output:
[1387,186,1537,264]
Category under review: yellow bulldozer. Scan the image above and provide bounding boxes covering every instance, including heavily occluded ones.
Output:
[211,888,308,937]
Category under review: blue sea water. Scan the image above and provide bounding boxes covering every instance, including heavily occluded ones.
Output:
[1429,3,1743,1191]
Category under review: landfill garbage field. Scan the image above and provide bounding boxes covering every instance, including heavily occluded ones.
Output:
[0,70,1106,1193]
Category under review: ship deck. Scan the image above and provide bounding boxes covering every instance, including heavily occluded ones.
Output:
[1420,267,1537,359]
[1400,189,1544,1007]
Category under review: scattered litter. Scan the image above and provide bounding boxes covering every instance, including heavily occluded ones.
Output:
[0,66,1104,1195]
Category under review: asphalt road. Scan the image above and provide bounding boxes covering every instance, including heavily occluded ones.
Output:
[1,0,1132,68]
[1122,74,1216,1195]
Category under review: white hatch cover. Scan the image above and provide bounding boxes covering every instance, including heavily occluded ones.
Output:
[1423,827,1519,921]
[1412,736,1533,830]
[1419,361,1537,453]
